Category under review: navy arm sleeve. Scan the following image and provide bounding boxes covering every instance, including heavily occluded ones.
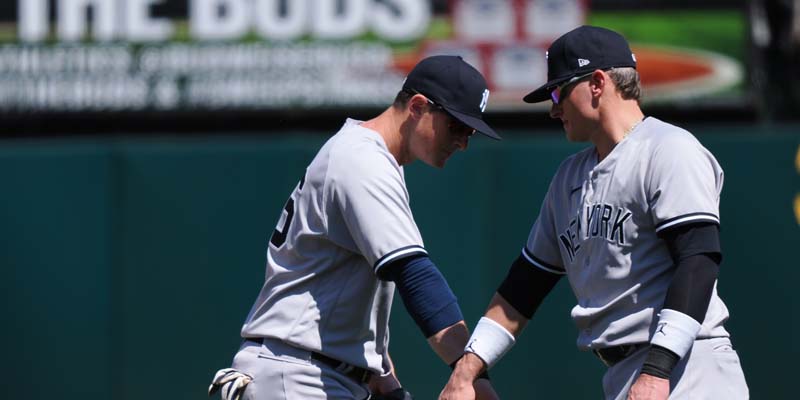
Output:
[496,255,562,319]
[379,255,464,338]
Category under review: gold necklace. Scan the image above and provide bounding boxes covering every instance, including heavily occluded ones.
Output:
[623,118,643,139]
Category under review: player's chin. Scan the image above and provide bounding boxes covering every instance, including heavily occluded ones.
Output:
[437,151,456,168]
[564,130,578,142]
[426,152,451,168]
[420,155,447,169]
[564,127,583,142]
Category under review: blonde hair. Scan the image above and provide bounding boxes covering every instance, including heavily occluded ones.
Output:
[607,67,642,102]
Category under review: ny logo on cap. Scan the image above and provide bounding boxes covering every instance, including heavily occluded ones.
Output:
[578,58,591,67]
[479,89,490,112]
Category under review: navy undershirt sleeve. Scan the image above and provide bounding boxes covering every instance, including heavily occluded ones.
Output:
[379,255,464,338]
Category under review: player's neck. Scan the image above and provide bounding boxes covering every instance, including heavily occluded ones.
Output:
[362,107,410,165]
[594,101,644,161]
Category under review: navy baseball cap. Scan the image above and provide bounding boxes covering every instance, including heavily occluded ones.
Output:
[403,55,501,140]
[523,25,637,103]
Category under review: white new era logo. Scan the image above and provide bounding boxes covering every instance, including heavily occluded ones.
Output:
[578,58,591,67]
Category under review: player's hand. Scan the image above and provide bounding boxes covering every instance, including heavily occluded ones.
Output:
[439,377,475,400]
[439,366,479,400]
[207,368,253,400]
[440,352,489,400]
[369,373,411,399]
[368,372,402,394]
[627,373,669,400]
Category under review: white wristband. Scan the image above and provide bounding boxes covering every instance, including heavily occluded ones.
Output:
[464,317,515,369]
[650,309,702,358]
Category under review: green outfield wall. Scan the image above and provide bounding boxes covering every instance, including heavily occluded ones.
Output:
[2,125,798,399]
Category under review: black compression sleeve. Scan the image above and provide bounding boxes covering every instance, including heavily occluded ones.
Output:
[496,255,561,319]
[661,222,721,263]
[639,224,722,378]
[661,223,722,323]
[641,345,680,379]
[663,253,719,323]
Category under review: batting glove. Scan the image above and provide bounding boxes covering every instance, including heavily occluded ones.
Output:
[208,368,253,400]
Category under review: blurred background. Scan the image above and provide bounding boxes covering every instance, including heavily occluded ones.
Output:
[1,0,798,399]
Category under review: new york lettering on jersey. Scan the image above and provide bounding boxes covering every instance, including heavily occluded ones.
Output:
[559,203,633,262]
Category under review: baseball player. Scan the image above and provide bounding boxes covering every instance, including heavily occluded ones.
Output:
[208,55,501,400]
[440,26,749,400]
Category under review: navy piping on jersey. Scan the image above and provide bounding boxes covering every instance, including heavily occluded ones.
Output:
[521,247,566,275]
[374,245,428,274]
[655,212,719,233]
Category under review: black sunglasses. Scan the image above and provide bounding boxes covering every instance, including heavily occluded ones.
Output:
[549,71,595,105]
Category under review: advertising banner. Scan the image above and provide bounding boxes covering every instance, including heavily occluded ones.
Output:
[0,0,746,114]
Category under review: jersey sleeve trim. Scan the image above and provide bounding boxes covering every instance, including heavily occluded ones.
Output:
[374,245,428,274]
[655,212,720,233]
[521,247,566,275]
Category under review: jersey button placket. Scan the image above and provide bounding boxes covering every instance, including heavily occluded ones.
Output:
[585,171,596,203]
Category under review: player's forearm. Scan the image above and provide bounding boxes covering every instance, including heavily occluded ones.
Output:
[485,293,529,337]
[427,320,471,364]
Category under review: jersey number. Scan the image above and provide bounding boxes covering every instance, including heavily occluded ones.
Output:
[270,175,305,247]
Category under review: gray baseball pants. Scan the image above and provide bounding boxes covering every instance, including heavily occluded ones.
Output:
[603,336,749,399]
[230,339,370,400]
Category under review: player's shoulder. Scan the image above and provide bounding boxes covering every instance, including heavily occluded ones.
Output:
[638,117,702,149]
[637,117,720,169]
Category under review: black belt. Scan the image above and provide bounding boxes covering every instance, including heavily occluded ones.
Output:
[310,350,373,384]
[245,338,372,384]
[592,343,648,367]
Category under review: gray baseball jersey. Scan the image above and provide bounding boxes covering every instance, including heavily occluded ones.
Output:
[523,116,731,350]
[240,118,427,373]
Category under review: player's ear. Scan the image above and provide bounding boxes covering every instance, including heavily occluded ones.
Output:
[590,70,606,97]
[407,94,429,119]
[589,69,609,97]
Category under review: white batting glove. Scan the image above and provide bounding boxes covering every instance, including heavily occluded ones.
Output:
[208,368,253,400]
